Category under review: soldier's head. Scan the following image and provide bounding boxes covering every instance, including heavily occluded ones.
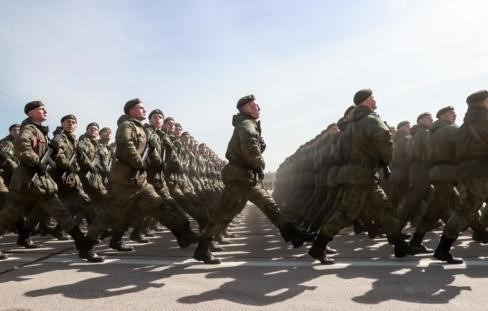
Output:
[416,113,433,129]
[180,131,190,145]
[199,143,208,155]
[163,117,175,134]
[343,105,356,120]
[124,98,146,121]
[397,121,411,134]
[25,101,47,123]
[353,89,376,111]
[85,122,99,139]
[436,106,456,125]
[325,123,339,135]
[149,109,165,130]
[8,124,20,138]
[60,114,77,134]
[466,90,488,110]
[99,127,112,143]
[174,123,183,137]
[237,95,260,119]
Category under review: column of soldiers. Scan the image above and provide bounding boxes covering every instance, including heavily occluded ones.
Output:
[0,99,226,262]
[274,89,488,265]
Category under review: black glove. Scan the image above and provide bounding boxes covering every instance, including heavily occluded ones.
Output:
[35,162,47,176]
[259,136,266,153]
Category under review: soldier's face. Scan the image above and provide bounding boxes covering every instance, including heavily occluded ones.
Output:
[163,120,175,134]
[129,103,146,121]
[480,98,488,110]
[420,115,433,128]
[326,125,339,135]
[174,126,182,137]
[242,101,260,119]
[62,119,77,134]
[100,130,112,142]
[441,110,456,124]
[28,106,48,123]
[150,113,164,129]
[86,126,99,139]
[399,124,411,134]
[10,127,20,138]
[367,96,377,111]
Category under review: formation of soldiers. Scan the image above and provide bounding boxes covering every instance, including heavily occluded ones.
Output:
[274,89,488,264]
[0,99,228,262]
[2,89,488,267]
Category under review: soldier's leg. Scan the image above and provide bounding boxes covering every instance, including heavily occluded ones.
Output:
[434,178,488,264]
[399,180,431,229]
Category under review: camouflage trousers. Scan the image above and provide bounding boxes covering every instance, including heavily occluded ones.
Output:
[443,178,488,239]
[319,184,401,238]
[0,191,76,235]
[398,179,432,229]
[201,181,282,240]
[415,181,457,233]
[87,181,189,240]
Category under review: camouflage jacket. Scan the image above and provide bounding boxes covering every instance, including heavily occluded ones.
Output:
[0,134,18,184]
[428,119,458,181]
[222,112,265,185]
[9,118,58,194]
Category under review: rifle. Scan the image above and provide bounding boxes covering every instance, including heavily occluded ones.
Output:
[135,141,151,180]
[31,146,56,183]
[61,151,77,182]
[85,146,104,180]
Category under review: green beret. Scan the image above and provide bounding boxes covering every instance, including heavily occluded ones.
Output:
[181,131,190,136]
[24,100,44,114]
[337,117,348,131]
[86,122,99,130]
[148,109,164,120]
[397,120,410,129]
[353,89,372,105]
[124,98,142,114]
[466,90,488,105]
[237,94,255,109]
[8,123,20,131]
[99,127,111,134]
[164,117,175,123]
[60,114,77,123]
[416,112,432,123]
[175,123,182,129]
[343,105,356,117]
[436,106,454,118]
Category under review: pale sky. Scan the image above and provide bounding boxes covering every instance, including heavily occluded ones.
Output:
[1,0,487,171]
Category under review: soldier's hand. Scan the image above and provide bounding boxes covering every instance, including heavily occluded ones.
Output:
[255,167,264,181]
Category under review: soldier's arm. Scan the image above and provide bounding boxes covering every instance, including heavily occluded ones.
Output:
[76,139,93,171]
[15,125,40,167]
[53,136,70,171]
[237,120,265,169]
[115,121,144,169]
[368,119,393,163]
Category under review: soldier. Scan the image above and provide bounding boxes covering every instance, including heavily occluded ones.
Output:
[0,101,100,262]
[308,89,414,264]
[434,90,488,264]
[409,106,459,253]
[399,113,433,229]
[98,127,113,185]
[85,99,199,252]
[388,121,411,210]
[0,124,20,209]
[192,94,315,264]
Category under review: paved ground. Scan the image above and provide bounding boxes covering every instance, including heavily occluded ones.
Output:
[1,205,488,310]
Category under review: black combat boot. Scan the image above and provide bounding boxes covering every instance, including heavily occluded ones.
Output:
[215,233,230,245]
[109,231,134,252]
[409,231,433,254]
[0,250,7,260]
[308,234,335,265]
[279,222,316,248]
[390,233,415,258]
[130,226,150,243]
[222,228,236,238]
[471,230,488,244]
[17,227,38,249]
[170,223,200,249]
[79,238,105,263]
[433,235,464,264]
[193,238,221,264]
[68,226,85,250]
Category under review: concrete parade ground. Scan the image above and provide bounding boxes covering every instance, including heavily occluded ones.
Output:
[1,204,488,311]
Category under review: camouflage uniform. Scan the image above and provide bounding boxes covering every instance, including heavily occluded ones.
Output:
[0,134,17,209]
[309,105,412,264]
[388,129,411,210]
[87,114,197,250]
